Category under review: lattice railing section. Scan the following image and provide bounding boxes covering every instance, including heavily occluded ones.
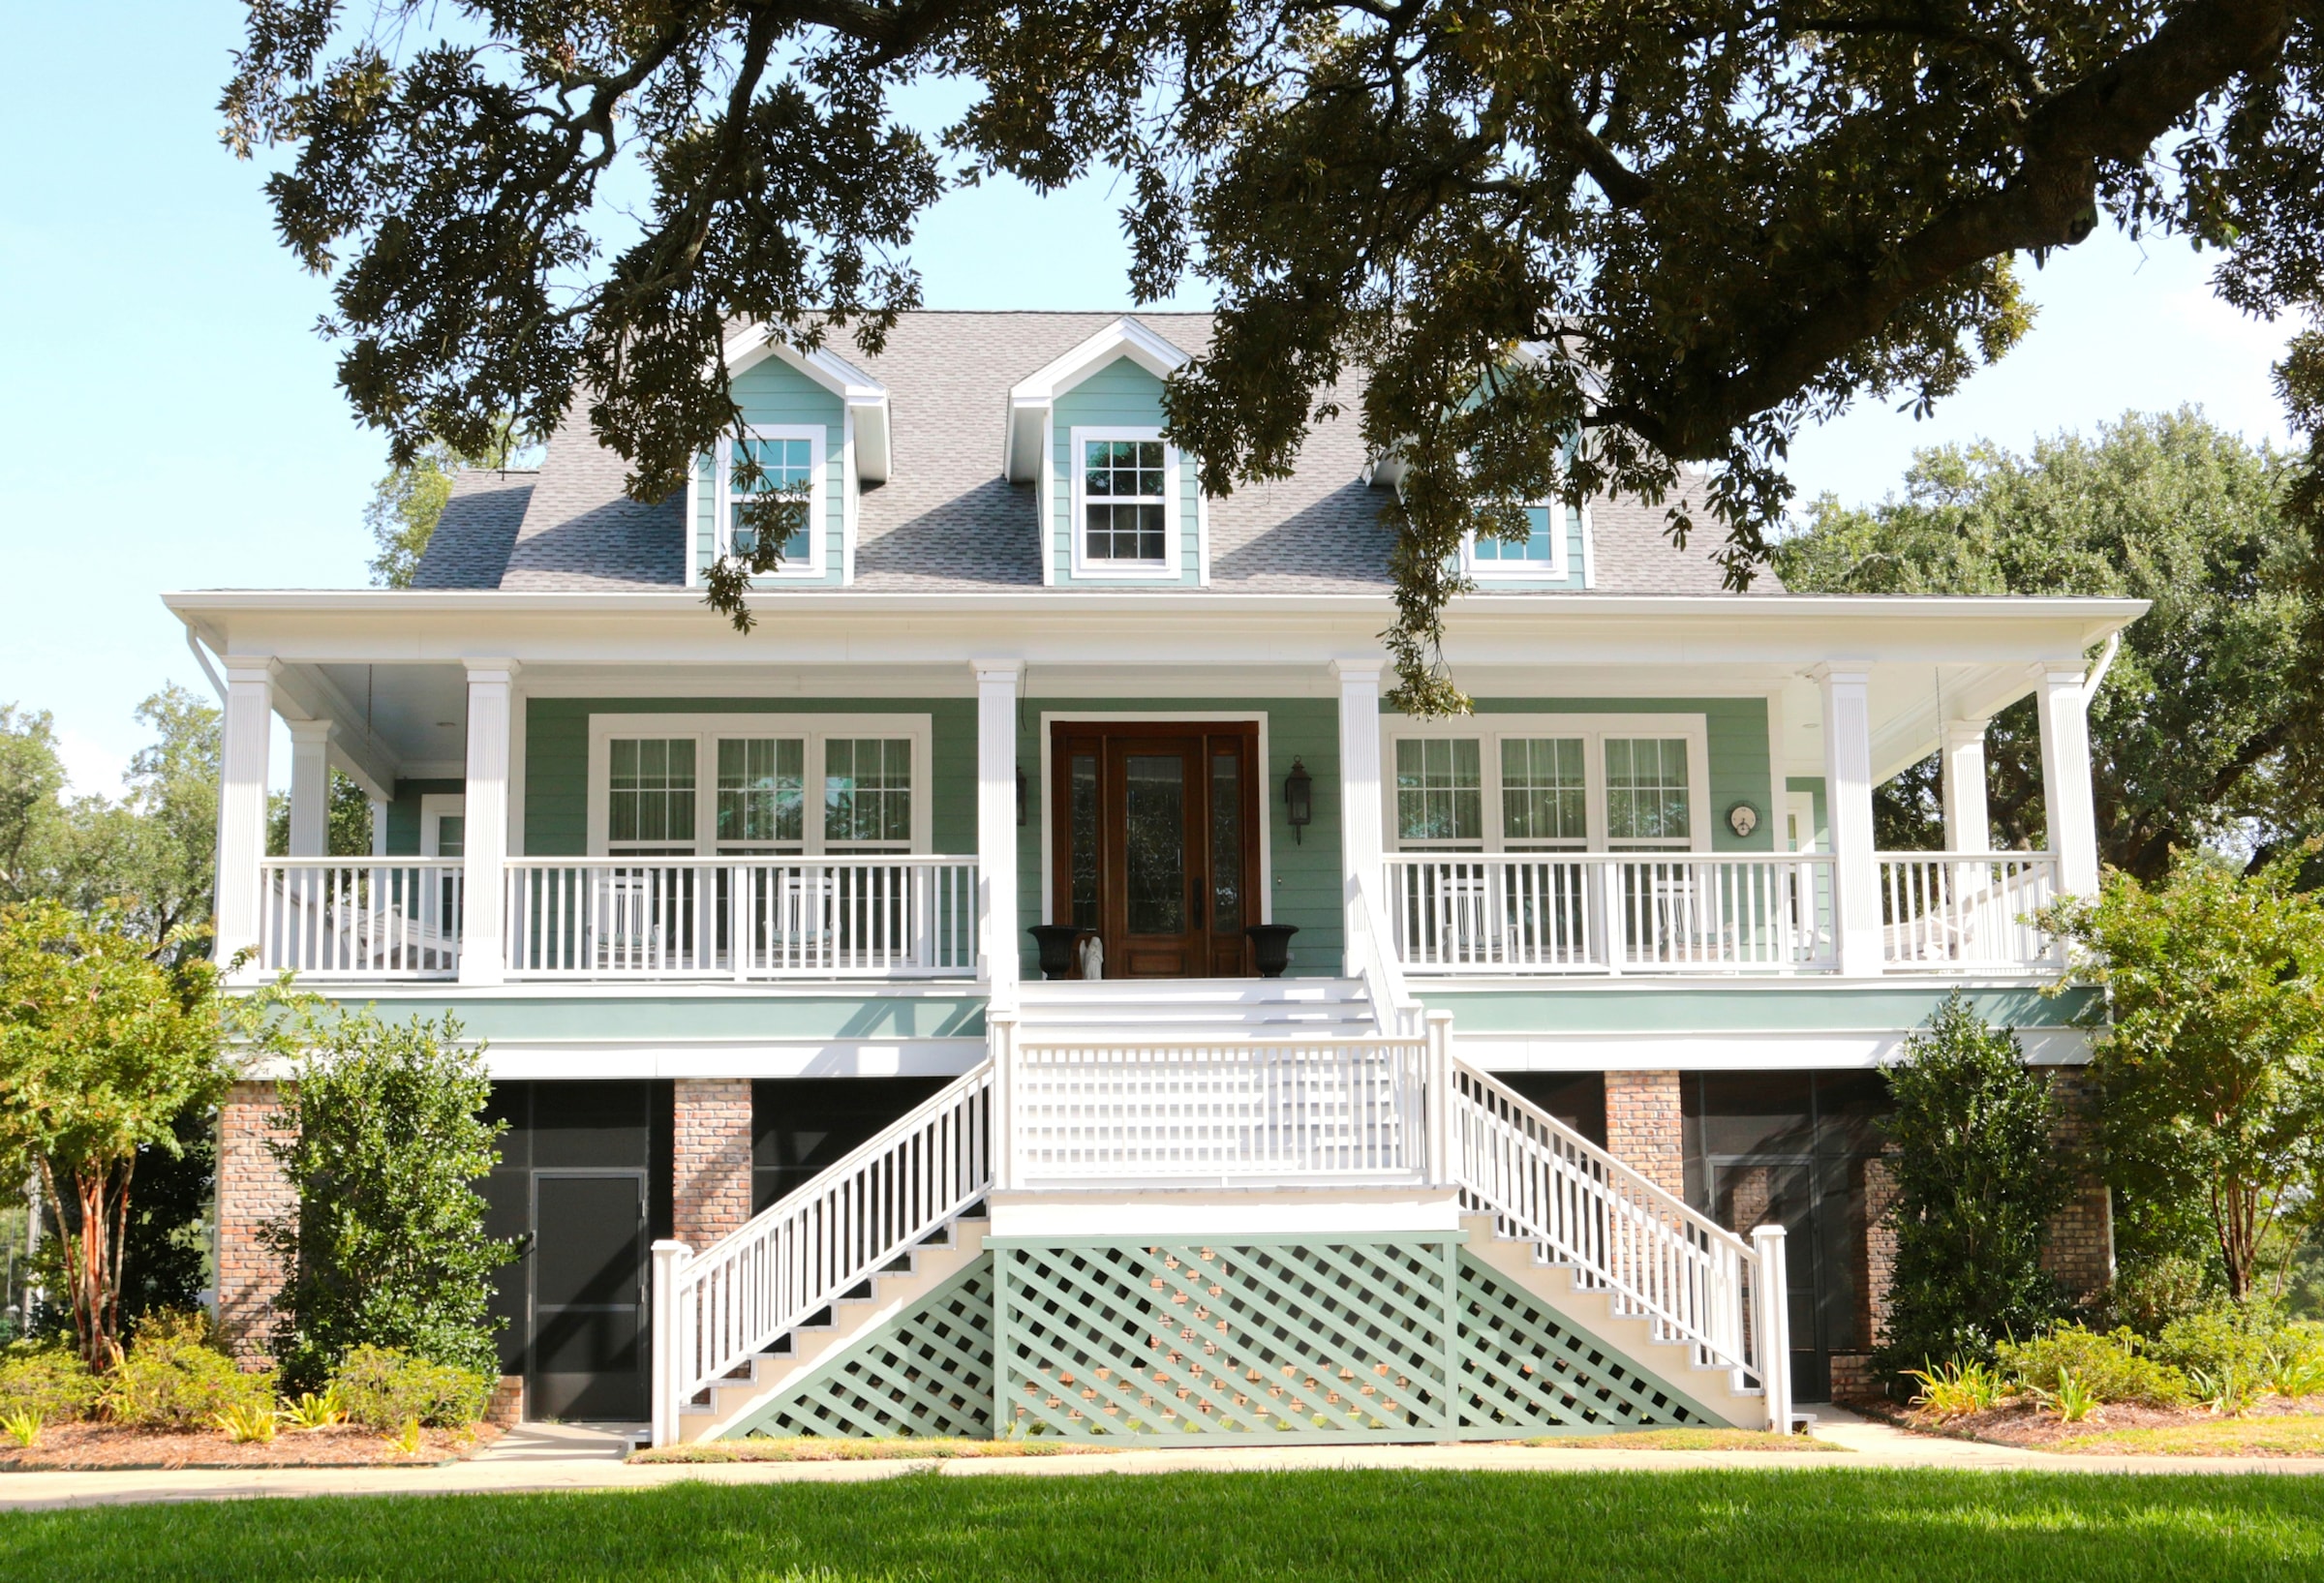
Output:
[730,1258,997,1441]
[994,1237,1458,1441]
[1453,1252,1702,1432]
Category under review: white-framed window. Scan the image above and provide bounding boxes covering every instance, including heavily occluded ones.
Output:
[419,794,467,858]
[715,425,827,578]
[587,714,930,856]
[1462,504,1571,579]
[1383,715,1710,854]
[1069,425,1177,575]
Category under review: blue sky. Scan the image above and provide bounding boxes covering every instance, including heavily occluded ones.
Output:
[0,5,2298,795]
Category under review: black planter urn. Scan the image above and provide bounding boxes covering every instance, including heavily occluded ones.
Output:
[1243,923,1300,979]
[1028,924,1086,981]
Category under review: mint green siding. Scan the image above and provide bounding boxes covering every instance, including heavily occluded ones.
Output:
[1051,357,1200,587]
[1423,983,2097,1035]
[694,357,847,584]
[1015,698,1344,979]
[1788,776,1829,850]
[1433,696,1775,853]
[522,698,975,856]
[382,777,466,856]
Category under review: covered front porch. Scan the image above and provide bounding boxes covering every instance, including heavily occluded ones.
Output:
[172,590,2133,993]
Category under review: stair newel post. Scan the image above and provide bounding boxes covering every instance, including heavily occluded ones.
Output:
[1749,1224,1792,1433]
[990,1012,1019,1193]
[1423,1010,1455,1184]
[650,1238,691,1447]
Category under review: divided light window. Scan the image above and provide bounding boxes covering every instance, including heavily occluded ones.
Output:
[1470,506,1559,568]
[1081,437,1168,564]
[600,727,918,856]
[718,429,822,575]
[1389,724,1703,854]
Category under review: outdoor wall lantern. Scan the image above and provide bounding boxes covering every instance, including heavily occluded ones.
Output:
[1283,758,1313,843]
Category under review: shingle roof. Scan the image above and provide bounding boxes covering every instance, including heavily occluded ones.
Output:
[410,469,535,590]
[423,310,1756,595]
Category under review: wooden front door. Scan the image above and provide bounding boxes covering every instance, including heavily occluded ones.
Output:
[1052,722,1261,978]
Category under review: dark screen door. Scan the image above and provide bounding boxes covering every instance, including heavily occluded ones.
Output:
[531,1172,648,1421]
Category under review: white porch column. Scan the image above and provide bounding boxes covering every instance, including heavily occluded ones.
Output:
[1332,657,1386,974]
[2036,666,2101,896]
[1816,665,1881,976]
[458,659,518,987]
[973,660,1024,1003]
[369,798,389,857]
[286,719,332,858]
[214,658,276,975]
[1939,717,1991,854]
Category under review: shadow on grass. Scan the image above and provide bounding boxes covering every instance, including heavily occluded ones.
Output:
[2,1468,2322,1580]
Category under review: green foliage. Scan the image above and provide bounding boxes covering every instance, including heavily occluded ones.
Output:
[1875,993,2067,1379]
[1774,412,2320,876]
[213,1399,279,1444]
[1904,1357,2008,1420]
[221,5,2324,713]
[0,1343,98,1422]
[328,1345,492,1430]
[2098,1254,2219,1336]
[2048,857,2324,1301]
[0,1408,41,1447]
[260,1010,512,1389]
[0,705,69,906]
[0,902,226,1368]
[102,1311,274,1430]
[264,769,376,860]
[280,1386,348,1430]
[1995,1325,2192,1411]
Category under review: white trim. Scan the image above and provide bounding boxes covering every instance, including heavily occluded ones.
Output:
[719,327,891,481]
[1066,425,1181,579]
[841,406,859,587]
[713,425,830,580]
[1004,317,1193,481]
[1196,485,1211,587]
[1577,502,1598,590]
[419,793,468,857]
[1380,712,1713,855]
[1035,711,1274,930]
[1452,1025,2093,1071]
[1460,502,1573,581]
[684,454,700,591]
[584,711,933,856]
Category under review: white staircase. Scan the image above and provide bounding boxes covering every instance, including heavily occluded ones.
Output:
[1012,976,1375,1040]
[649,888,1788,1444]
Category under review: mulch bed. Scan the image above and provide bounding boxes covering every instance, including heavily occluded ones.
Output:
[1857,1393,2324,1456]
[0,1420,502,1472]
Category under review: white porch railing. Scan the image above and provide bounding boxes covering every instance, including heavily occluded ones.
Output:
[1386,853,1835,974]
[1003,1035,1433,1186]
[253,859,463,977]
[650,1062,995,1445]
[504,856,977,979]
[1879,852,2061,971]
[1449,1060,1786,1420]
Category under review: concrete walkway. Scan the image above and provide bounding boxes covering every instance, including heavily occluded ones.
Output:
[2,1411,2321,1511]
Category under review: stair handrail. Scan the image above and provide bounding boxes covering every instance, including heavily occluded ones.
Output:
[1346,871,1422,1038]
[1449,1059,1763,1385]
[651,1060,994,1445]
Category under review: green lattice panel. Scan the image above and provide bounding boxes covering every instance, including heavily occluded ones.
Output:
[994,1236,1459,1444]
[1453,1251,1705,1432]
[727,1255,996,1441]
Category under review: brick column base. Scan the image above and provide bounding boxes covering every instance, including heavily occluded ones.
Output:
[486,1375,525,1427]
[673,1079,754,1249]
[2041,1066,2114,1302]
[217,1081,294,1365]
[1605,1070,1684,1198]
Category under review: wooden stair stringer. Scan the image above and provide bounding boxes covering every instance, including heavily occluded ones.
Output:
[1457,1213,1766,1429]
[677,1217,992,1443]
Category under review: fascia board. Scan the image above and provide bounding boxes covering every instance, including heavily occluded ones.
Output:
[1006,316,1191,403]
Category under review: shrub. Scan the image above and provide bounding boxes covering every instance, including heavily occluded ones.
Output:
[261,1010,513,1390]
[1875,993,2069,1382]
[328,1345,492,1430]
[1995,1324,2192,1409]
[102,1311,275,1430]
[0,1344,99,1422]
[2097,1254,2216,1334]
[2153,1303,2280,1380]
[1905,1357,2010,1419]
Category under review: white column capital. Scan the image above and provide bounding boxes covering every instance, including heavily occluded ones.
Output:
[969,658,1024,687]
[285,717,333,746]
[221,655,280,686]
[1808,662,1871,688]
[463,656,521,685]
[1330,657,1386,685]
[1942,715,1990,749]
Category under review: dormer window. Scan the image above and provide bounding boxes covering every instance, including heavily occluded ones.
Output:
[1464,505,1571,579]
[714,425,828,578]
[1072,428,1175,573]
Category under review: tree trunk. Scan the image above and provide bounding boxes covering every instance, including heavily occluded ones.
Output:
[39,1155,134,1371]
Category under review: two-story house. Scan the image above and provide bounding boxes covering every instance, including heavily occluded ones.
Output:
[170,312,2140,1444]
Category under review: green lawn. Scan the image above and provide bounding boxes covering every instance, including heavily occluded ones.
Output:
[3,1469,2322,1580]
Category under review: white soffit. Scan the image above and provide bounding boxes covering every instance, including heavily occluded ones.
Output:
[1003,316,1193,481]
